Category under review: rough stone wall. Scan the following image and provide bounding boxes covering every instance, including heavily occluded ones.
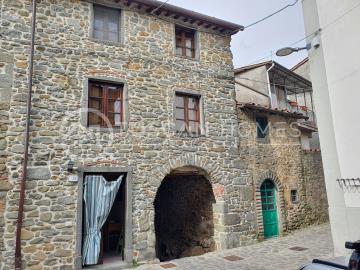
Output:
[154,175,216,261]
[0,49,14,267]
[301,151,329,224]
[0,0,252,269]
[237,108,328,237]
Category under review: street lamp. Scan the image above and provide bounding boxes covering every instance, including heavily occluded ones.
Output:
[276,44,312,57]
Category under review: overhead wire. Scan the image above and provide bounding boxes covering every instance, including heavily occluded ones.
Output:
[244,0,300,29]
[240,1,360,67]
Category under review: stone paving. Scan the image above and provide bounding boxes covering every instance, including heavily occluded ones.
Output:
[130,223,333,270]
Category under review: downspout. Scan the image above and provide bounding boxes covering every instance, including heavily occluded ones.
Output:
[15,0,37,269]
[266,62,275,108]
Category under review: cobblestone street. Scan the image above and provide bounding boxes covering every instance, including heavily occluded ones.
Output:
[130,223,333,270]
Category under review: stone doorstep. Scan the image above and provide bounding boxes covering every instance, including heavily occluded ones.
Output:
[84,261,130,270]
[160,263,177,268]
[223,255,244,261]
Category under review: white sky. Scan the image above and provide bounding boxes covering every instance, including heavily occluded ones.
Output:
[169,0,308,69]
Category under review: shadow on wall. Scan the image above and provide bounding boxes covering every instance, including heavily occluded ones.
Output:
[154,173,216,262]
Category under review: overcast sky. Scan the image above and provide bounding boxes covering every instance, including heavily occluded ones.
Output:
[169,0,308,69]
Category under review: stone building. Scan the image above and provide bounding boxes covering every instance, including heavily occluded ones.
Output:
[0,1,327,269]
[235,61,328,237]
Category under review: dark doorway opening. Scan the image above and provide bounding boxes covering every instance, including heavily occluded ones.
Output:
[154,170,216,262]
[82,173,126,267]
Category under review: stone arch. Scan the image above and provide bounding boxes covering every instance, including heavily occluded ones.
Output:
[151,154,227,204]
[152,154,223,189]
[255,171,286,239]
[153,164,219,261]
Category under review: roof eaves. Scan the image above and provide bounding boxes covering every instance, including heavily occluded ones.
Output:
[132,0,244,34]
[272,62,312,87]
[234,61,272,74]
[238,102,309,120]
[291,57,309,71]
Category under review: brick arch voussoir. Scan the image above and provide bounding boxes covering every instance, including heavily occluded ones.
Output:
[255,170,286,238]
[153,154,222,188]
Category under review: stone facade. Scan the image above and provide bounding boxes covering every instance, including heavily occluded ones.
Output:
[0,0,251,269]
[0,0,328,269]
[238,108,328,238]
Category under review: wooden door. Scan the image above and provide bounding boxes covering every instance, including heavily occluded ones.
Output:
[260,180,279,238]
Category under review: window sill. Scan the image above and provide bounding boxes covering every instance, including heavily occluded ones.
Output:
[174,131,205,138]
[87,126,127,133]
[89,37,124,47]
[174,54,200,62]
[257,137,270,144]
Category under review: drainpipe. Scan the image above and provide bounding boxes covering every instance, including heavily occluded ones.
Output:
[15,0,37,269]
[266,62,275,108]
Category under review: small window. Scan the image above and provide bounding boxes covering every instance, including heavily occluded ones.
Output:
[291,190,298,203]
[175,93,200,134]
[93,5,121,42]
[256,116,268,138]
[88,81,123,128]
[175,26,196,58]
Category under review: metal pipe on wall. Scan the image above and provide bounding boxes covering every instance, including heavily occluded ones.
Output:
[266,62,275,108]
[15,0,37,269]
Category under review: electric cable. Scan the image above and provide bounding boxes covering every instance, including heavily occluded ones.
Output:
[244,0,299,29]
[240,1,360,67]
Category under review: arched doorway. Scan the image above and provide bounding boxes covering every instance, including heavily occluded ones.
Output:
[260,179,279,238]
[154,166,216,262]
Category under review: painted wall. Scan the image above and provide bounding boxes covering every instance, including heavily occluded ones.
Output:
[302,0,360,256]
[235,66,270,107]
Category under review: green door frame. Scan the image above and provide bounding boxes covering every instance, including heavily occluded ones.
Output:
[260,179,279,238]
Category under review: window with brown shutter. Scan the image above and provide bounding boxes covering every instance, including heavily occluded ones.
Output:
[93,5,121,42]
[88,81,123,128]
[175,93,200,134]
[175,26,196,58]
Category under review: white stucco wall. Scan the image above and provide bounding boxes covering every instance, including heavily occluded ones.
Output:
[302,0,360,256]
[235,66,270,106]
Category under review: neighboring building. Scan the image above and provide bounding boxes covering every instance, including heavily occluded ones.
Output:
[235,61,319,150]
[235,61,328,234]
[292,57,320,149]
[291,57,311,81]
[302,0,360,256]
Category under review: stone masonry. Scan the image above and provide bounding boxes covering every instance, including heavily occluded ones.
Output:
[0,0,328,269]
[238,108,328,238]
[0,0,251,269]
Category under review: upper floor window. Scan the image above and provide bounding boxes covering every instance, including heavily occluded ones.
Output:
[88,81,123,128]
[175,26,196,58]
[175,93,200,134]
[256,116,268,138]
[93,5,121,42]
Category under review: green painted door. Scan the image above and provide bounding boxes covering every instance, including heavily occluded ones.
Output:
[260,180,279,238]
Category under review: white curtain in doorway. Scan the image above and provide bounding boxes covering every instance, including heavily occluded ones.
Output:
[82,174,123,266]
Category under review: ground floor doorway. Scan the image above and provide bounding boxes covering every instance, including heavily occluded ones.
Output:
[260,179,279,238]
[154,167,216,262]
[82,173,126,267]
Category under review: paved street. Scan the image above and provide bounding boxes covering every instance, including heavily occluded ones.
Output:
[131,223,333,270]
